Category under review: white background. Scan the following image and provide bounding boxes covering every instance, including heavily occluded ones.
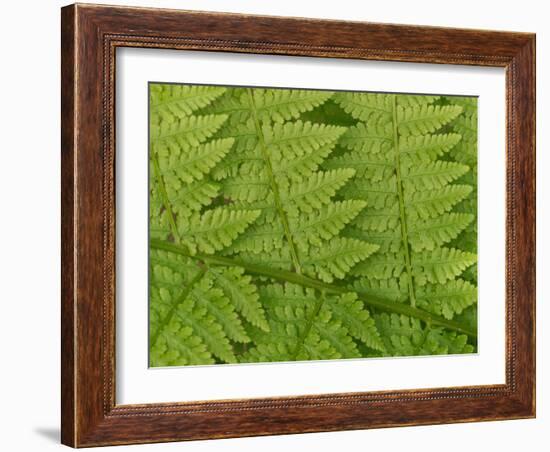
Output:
[0,0,546,451]
[117,49,506,404]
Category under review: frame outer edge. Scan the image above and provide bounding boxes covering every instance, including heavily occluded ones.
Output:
[61,3,77,448]
[514,35,536,416]
[60,3,536,447]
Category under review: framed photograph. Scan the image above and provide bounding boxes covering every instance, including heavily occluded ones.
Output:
[61,3,535,447]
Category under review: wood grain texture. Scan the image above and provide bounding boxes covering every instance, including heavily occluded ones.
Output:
[60,5,76,446]
[60,3,536,447]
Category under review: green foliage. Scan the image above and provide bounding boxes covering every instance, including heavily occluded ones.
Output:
[244,284,384,363]
[374,313,474,356]
[328,92,477,327]
[149,84,478,367]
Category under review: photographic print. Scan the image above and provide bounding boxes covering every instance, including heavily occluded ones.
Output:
[148,83,478,367]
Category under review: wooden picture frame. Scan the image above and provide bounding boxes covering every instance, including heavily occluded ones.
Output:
[61,3,535,447]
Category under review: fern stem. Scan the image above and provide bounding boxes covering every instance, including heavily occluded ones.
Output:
[150,152,213,350]
[292,290,326,360]
[246,88,303,274]
[150,239,477,339]
[150,268,207,348]
[391,95,418,307]
[151,153,181,242]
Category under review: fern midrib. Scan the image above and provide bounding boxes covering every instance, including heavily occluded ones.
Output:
[246,88,303,274]
[151,153,180,242]
[391,95,417,307]
[150,238,476,338]
[292,292,326,360]
[150,148,208,349]
[150,268,207,347]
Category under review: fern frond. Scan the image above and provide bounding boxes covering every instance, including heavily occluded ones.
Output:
[408,213,474,251]
[443,96,478,285]
[293,200,367,249]
[402,161,469,191]
[324,150,394,182]
[405,185,472,220]
[399,133,462,164]
[180,208,261,255]
[149,84,478,367]
[397,95,440,107]
[168,179,220,219]
[352,277,408,303]
[330,293,385,351]
[302,237,379,282]
[412,248,477,285]
[333,92,392,123]
[339,122,393,154]
[416,279,477,319]
[158,137,234,185]
[397,104,463,136]
[149,251,237,365]
[343,224,402,253]
[337,178,397,209]
[283,169,356,214]
[244,284,381,362]
[191,277,250,345]
[209,266,269,332]
[266,121,346,179]
[374,313,473,356]
[150,84,226,123]
[351,252,406,280]
[254,88,335,123]
[151,114,229,149]
[330,91,476,316]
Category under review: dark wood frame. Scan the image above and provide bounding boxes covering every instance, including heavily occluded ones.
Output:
[61,3,536,447]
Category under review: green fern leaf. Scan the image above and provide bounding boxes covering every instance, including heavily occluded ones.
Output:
[151,114,229,148]
[351,252,406,280]
[397,104,463,136]
[158,137,234,185]
[402,161,469,191]
[405,185,473,220]
[302,237,379,282]
[228,200,367,254]
[244,284,381,362]
[149,84,267,365]
[397,94,440,107]
[149,84,478,366]
[374,313,473,356]
[209,266,269,332]
[339,122,393,154]
[150,84,227,123]
[408,213,474,251]
[201,86,378,284]
[333,92,393,123]
[330,292,385,351]
[416,279,477,319]
[412,248,477,285]
[327,91,476,318]
[149,251,237,365]
[399,133,462,164]
[352,277,408,303]
[253,88,335,123]
[180,208,261,255]
[443,96,478,285]
[283,168,356,214]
